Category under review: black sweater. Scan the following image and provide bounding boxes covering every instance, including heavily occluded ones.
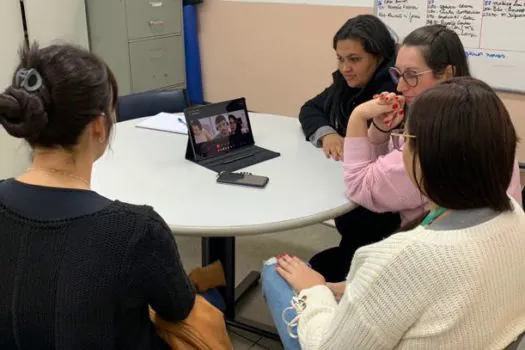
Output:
[0,179,195,350]
[299,56,397,139]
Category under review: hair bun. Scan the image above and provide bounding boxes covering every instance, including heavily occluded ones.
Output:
[0,87,48,138]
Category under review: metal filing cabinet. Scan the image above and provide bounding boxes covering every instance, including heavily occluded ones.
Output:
[85,0,185,96]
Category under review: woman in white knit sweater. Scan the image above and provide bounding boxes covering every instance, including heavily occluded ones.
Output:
[262,77,525,349]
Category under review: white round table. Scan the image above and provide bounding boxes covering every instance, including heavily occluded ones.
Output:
[92,113,355,236]
[92,112,355,339]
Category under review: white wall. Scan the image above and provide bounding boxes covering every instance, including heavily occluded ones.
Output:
[0,0,90,179]
[0,1,30,178]
[23,0,89,49]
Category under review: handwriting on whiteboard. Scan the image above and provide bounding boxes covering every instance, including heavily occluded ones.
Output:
[483,1,525,19]
[376,0,525,92]
[377,0,423,23]
[466,50,506,58]
[377,0,525,51]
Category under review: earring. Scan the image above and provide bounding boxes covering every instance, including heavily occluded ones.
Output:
[98,137,105,144]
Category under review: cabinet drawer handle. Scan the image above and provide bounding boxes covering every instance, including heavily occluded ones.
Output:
[149,1,163,7]
[149,20,165,26]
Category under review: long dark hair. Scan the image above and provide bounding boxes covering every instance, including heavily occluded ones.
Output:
[326,15,396,132]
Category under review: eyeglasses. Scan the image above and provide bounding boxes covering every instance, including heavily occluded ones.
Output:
[389,67,433,88]
[390,129,416,151]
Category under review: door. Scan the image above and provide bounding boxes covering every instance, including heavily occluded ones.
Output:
[23,0,89,49]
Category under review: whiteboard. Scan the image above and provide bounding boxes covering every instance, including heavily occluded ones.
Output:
[376,0,525,93]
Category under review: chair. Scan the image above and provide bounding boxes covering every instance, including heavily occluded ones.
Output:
[117,89,189,122]
[504,330,525,349]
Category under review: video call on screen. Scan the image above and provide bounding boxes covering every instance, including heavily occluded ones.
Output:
[187,99,255,158]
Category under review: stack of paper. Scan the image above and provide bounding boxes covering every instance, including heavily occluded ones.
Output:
[135,112,188,135]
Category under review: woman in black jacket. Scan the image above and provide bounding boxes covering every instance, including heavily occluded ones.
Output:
[299,15,401,282]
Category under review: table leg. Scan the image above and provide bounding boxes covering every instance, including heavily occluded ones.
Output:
[201,237,280,341]
[201,237,236,318]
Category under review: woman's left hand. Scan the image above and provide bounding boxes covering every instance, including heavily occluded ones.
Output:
[276,255,326,293]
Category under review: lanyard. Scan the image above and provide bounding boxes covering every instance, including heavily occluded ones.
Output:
[420,207,448,227]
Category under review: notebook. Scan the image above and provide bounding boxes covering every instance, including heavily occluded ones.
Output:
[136,112,188,134]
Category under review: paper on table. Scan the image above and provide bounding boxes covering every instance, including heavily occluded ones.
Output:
[135,112,188,134]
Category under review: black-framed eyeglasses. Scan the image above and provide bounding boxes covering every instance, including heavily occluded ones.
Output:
[388,67,433,88]
[390,129,416,151]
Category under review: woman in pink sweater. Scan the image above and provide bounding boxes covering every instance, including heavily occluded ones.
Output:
[344,24,522,227]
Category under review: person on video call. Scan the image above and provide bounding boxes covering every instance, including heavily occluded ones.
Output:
[190,119,213,144]
[214,115,230,139]
[228,115,242,136]
[228,115,244,147]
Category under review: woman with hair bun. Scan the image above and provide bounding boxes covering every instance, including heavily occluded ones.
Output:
[0,43,198,349]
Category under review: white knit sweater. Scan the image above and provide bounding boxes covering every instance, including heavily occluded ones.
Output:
[297,206,525,349]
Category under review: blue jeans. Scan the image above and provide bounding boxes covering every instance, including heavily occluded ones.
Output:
[261,258,302,350]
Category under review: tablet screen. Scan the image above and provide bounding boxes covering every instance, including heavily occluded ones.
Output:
[184,98,255,159]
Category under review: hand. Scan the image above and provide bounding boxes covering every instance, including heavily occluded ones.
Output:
[276,255,326,293]
[373,92,405,130]
[326,282,346,302]
[354,92,404,124]
[321,134,344,161]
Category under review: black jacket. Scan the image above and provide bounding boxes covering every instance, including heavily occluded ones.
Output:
[299,56,397,139]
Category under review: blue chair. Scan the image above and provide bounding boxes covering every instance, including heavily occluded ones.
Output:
[117,89,189,122]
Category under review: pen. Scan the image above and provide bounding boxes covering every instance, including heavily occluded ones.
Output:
[222,153,255,164]
[177,117,187,125]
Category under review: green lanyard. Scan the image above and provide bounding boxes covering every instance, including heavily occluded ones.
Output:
[420,207,448,227]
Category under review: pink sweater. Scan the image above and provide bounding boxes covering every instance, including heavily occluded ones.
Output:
[343,137,523,226]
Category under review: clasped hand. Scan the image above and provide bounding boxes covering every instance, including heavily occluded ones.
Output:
[356,92,406,130]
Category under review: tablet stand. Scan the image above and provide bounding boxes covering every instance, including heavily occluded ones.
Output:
[185,138,196,162]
